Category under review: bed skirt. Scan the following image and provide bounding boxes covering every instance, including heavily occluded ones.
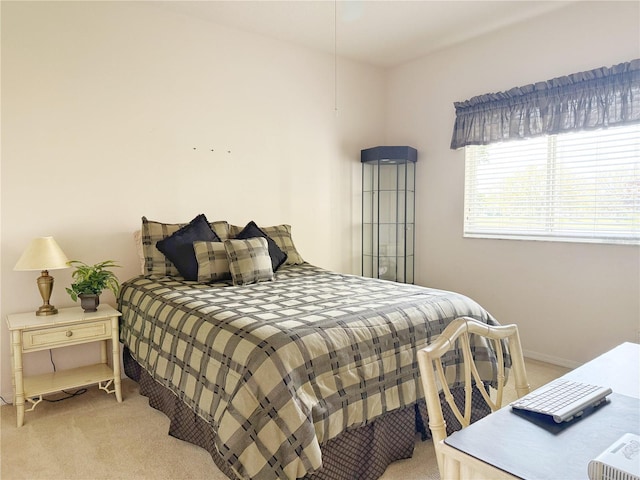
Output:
[123,347,489,480]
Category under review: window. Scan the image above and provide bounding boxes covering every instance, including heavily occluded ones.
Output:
[464,123,640,244]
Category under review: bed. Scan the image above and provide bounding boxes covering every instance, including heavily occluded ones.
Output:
[118,216,503,480]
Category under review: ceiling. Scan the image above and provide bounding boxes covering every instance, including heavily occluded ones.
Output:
[153,0,575,68]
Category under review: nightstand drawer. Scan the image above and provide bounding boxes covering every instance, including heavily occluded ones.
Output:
[22,319,112,352]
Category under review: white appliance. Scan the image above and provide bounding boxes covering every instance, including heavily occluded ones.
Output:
[588,433,640,480]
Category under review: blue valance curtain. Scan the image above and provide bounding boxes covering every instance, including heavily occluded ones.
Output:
[450,59,640,150]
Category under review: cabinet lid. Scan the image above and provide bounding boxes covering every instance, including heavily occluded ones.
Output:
[361,146,417,164]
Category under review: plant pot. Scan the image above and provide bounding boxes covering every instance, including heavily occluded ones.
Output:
[79,294,100,312]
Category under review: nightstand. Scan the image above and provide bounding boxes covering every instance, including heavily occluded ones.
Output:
[6,304,123,427]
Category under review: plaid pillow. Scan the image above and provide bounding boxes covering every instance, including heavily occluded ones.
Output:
[224,237,274,286]
[261,224,304,265]
[141,216,230,276]
[193,241,231,282]
[236,221,287,272]
[228,224,243,238]
[230,223,303,265]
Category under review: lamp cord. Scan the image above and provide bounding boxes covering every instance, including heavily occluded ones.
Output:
[0,350,88,407]
[41,349,87,402]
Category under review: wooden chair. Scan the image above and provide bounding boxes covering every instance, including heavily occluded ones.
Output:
[417,316,530,478]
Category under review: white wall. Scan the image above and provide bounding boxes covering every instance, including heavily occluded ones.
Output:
[2,1,638,405]
[386,1,640,366]
[0,1,386,401]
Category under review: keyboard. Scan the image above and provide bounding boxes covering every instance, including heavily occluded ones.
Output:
[510,379,612,423]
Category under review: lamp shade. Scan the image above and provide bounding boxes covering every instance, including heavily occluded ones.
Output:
[14,236,70,271]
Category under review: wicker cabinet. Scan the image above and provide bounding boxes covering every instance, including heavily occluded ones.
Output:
[361,146,417,283]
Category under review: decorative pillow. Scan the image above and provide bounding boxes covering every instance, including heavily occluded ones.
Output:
[211,222,230,241]
[261,225,304,265]
[224,237,274,286]
[156,214,221,281]
[141,217,229,276]
[228,224,242,238]
[193,241,231,282]
[236,221,287,272]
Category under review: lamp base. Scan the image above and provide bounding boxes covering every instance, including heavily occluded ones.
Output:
[36,304,58,316]
[36,270,58,316]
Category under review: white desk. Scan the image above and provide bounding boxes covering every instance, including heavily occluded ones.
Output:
[440,342,640,480]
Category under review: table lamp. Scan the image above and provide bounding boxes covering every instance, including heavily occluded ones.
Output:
[14,236,70,316]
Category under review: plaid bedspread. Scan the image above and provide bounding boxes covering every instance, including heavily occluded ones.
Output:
[118,264,501,480]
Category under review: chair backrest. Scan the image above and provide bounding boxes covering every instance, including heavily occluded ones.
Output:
[417,316,530,477]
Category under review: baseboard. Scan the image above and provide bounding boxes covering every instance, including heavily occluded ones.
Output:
[523,349,581,369]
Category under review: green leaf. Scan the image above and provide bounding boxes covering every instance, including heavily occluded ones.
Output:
[66,260,121,302]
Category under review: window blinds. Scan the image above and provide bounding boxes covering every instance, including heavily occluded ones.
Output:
[464,123,640,244]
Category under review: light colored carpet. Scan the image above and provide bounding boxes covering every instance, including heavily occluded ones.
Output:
[1,359,568,480]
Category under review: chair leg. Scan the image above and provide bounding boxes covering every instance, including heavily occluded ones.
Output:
[442,450,461,480]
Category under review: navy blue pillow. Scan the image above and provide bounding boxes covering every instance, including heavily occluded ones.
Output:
[236,221,288,272]
[156,214,220,280]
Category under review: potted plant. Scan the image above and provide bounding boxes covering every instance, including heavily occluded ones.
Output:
[66,260,121,312]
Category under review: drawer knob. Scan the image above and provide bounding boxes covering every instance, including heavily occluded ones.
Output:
[66,331,73,337]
